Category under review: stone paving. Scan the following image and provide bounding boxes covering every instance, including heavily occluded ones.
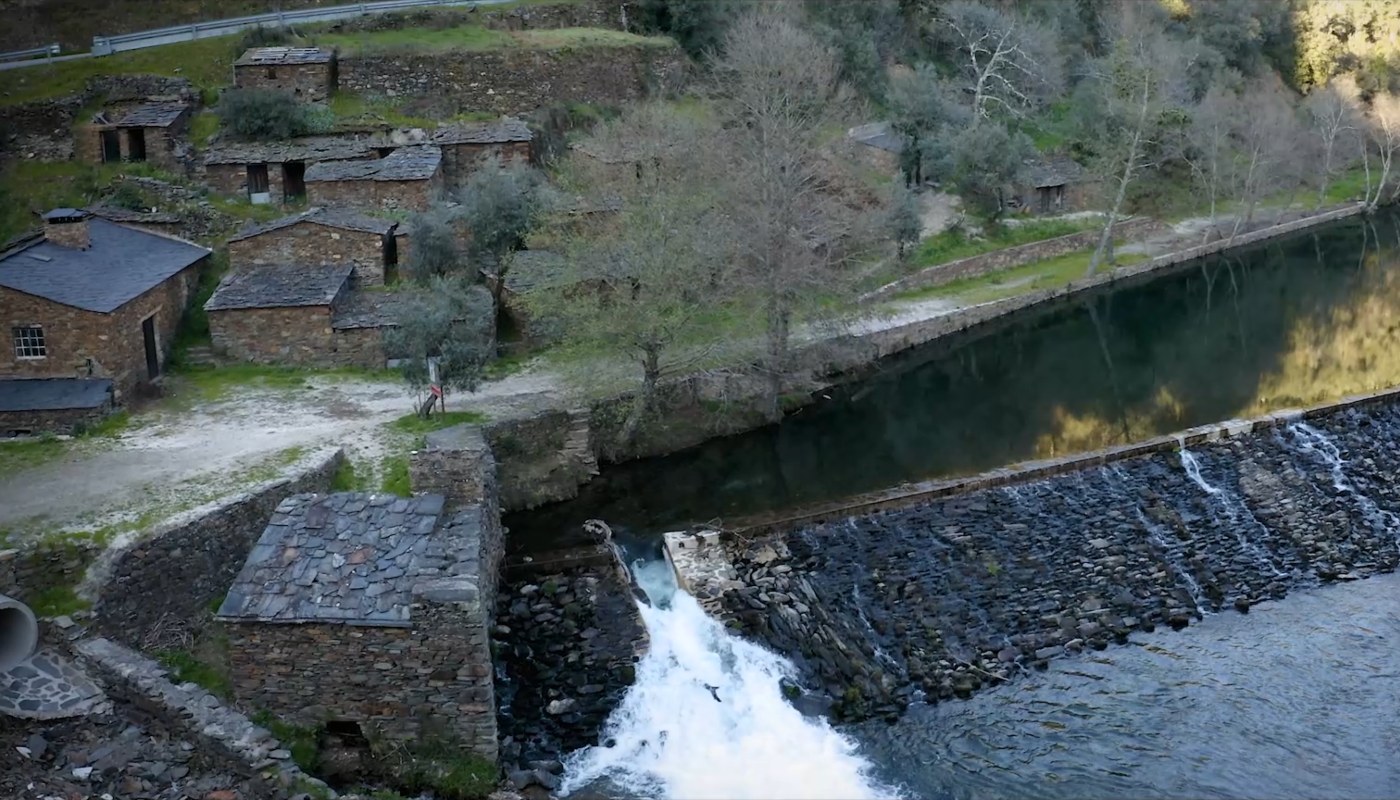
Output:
[0,649,106,720]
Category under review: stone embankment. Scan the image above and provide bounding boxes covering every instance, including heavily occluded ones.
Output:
[668,390,1400,721]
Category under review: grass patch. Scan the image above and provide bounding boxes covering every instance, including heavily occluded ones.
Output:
[2,36,237,107]
[1321,168,1370,205]
[189,109,221,146]
[0,160,195,243]
[381,739,498,800]
[27,585,91,618]
[380,455,412,497]
[166,363,393,405]
[252,711,321,773]
[900,247,1149,305]
[910,217,1097,270]
[156,648,231,698]
[169,251,228,366]
[386,410,487,435]
[0,435,67,478]
[330,458,367,492]
[314,25,669,56]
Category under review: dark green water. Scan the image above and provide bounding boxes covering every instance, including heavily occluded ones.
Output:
[511,211,1400,549]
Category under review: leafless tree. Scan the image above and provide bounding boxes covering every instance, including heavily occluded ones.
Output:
[939,0,1064,121]
[713,7,875,419]
[1361,91,1400,212]
[1224,81,1305,240]
[1083,9,1196,275]
[1184,84,1233,242]
[1304,84,1362,209]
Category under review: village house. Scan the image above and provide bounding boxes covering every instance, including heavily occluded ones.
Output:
[227,207,407,286]
[1012,156,1093,215]
[233,46,337,103]
[0,209,210,431]
[216,489,502,759]
[431,117,534,188]
[204,263,354,367]
[490,249,576,345]
[79,102,191,172]
[203,135,384,205]
[306,145,443,212]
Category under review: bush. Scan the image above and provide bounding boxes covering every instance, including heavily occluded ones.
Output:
[236,25,294,53]
[218,88,311,141]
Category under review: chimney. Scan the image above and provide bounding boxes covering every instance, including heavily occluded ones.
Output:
[43,208,91,250]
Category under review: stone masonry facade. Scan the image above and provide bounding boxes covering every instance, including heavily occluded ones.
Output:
[0,263,203,401]
[208,305,335,366]
[228,222,403,287]
[233,57,336,103]
[307,173,441,213]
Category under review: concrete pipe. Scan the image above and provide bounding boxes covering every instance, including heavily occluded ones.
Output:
[0,593,39,671]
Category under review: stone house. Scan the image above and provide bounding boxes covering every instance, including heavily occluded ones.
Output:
[491,249,579,344]
[431,117,533,188]
[0,209,209,415]
[227,207,407,287]
[205,263,354,367]
[846,121,903,175]
[217,480,503,759]
[233,47,337,103]
[1012,156,1093,215]
[203,135,383,205]
[306,146,444,212]
[79,102,190,172]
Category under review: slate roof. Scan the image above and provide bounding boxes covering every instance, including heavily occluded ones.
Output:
[431,118,533,145]
[227,207,400,243]
[0,378,113,412]
[203,136,381,166]
[500,250,575,293]
[204,263,352,311]
[0,219,209,313]
[331,289,413,330]
[235,46,333,66]
[217,492,470,625]
[848,122,903,154]
[1024,156,1087,188]
[109,102,187,128]
[305,146,442,183]
[87,206,182,225]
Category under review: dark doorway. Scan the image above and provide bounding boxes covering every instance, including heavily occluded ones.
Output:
[247,163,270,197]
[282,161,306,202]
[100,130,121,163]
[142,316,159,379]
[382,231,398,281]
[126,128,147,162]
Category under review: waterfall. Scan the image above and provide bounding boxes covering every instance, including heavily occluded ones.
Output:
[1288,422,1400,546]
[560,554,902,800]
[1179,448,1288,577]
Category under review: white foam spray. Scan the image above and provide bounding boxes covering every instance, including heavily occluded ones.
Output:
[560,557,901,800]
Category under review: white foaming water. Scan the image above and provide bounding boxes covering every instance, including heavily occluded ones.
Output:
[1179,447,1287,577]
[1289,422,1400,545]
[560,556,901,800]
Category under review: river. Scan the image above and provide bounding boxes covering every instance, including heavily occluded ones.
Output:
[511,210,1400,550]
[519,211,1400,799]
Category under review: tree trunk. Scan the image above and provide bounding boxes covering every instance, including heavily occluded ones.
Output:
[621,345,662,445]
[764,304,790,422]
[1087,134,1137,276]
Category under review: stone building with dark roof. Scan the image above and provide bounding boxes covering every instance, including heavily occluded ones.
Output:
[1012,156,1094,215]
[233,46,337,103]
[431,117,534,188]
[79,101,191,172]
[217,476,503,758]
[203,135,384,205]
[306,146,444,212]
[205,263,354,367]
[0,209,209,423]
[227,207,407,286]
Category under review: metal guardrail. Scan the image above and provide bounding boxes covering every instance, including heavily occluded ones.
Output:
[0,43,60,63]
[90,0,514,56]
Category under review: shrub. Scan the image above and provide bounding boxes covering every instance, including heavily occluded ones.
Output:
[236,25,294,53]
[218,88,311,141]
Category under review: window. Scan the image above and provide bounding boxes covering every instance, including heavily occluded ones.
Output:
[13,326,46,359]
[266,66,277,80]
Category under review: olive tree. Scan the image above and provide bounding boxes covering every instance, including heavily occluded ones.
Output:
[456,157,549,308]
[385,275,494,417]
[402,205,465,282]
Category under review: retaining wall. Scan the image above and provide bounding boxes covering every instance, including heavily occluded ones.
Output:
[92,448,344,648]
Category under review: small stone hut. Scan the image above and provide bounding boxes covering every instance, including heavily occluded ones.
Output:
[431,117,533,188]
[80,102,190,172]
[203,135,382,205]
[306,146,444,212]
[205,263,353,366]
[227,207,407,286]
[217,481,503,758]
[233,47,337,103]
[1013,156,1092,215]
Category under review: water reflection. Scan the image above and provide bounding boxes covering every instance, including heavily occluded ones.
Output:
[853,571,1400,800]
[511,212,1400,549]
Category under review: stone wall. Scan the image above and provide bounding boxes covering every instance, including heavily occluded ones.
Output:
[862,216,1164,303]
[233,61,336,103]
[0,75,197,160]
[208,305,335,365]
[92,448,343,648]
[306,174,440,213]
[482,409,597,511]
[670,383,1400,722]
[77,116,189,174]
[0,540,102,605]
[409,425,504,610]
[0,258,203,403]
[228,223,401,286]
[0,403,114,436]
[440,139,532,188]
[330,325,389,369]
[337,42,684,117]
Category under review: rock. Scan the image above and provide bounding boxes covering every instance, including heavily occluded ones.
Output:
[72,766,94,780]
[1233,596,1251,614]
[205,791,239,800]
[269,749,292,760]
[752,545,780,565]
[546,698,576,715]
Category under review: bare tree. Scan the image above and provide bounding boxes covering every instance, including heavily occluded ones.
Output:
[1224,80,1305,240]
[939,0,1064,121]
[713,7,875,419]
[1184,83,1233,242]
[1361,91,1400,212]
[1304,84,1361,209]
[1081,9,1196,275]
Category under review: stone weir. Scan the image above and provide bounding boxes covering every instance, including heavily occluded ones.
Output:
[665,391,1400,721]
